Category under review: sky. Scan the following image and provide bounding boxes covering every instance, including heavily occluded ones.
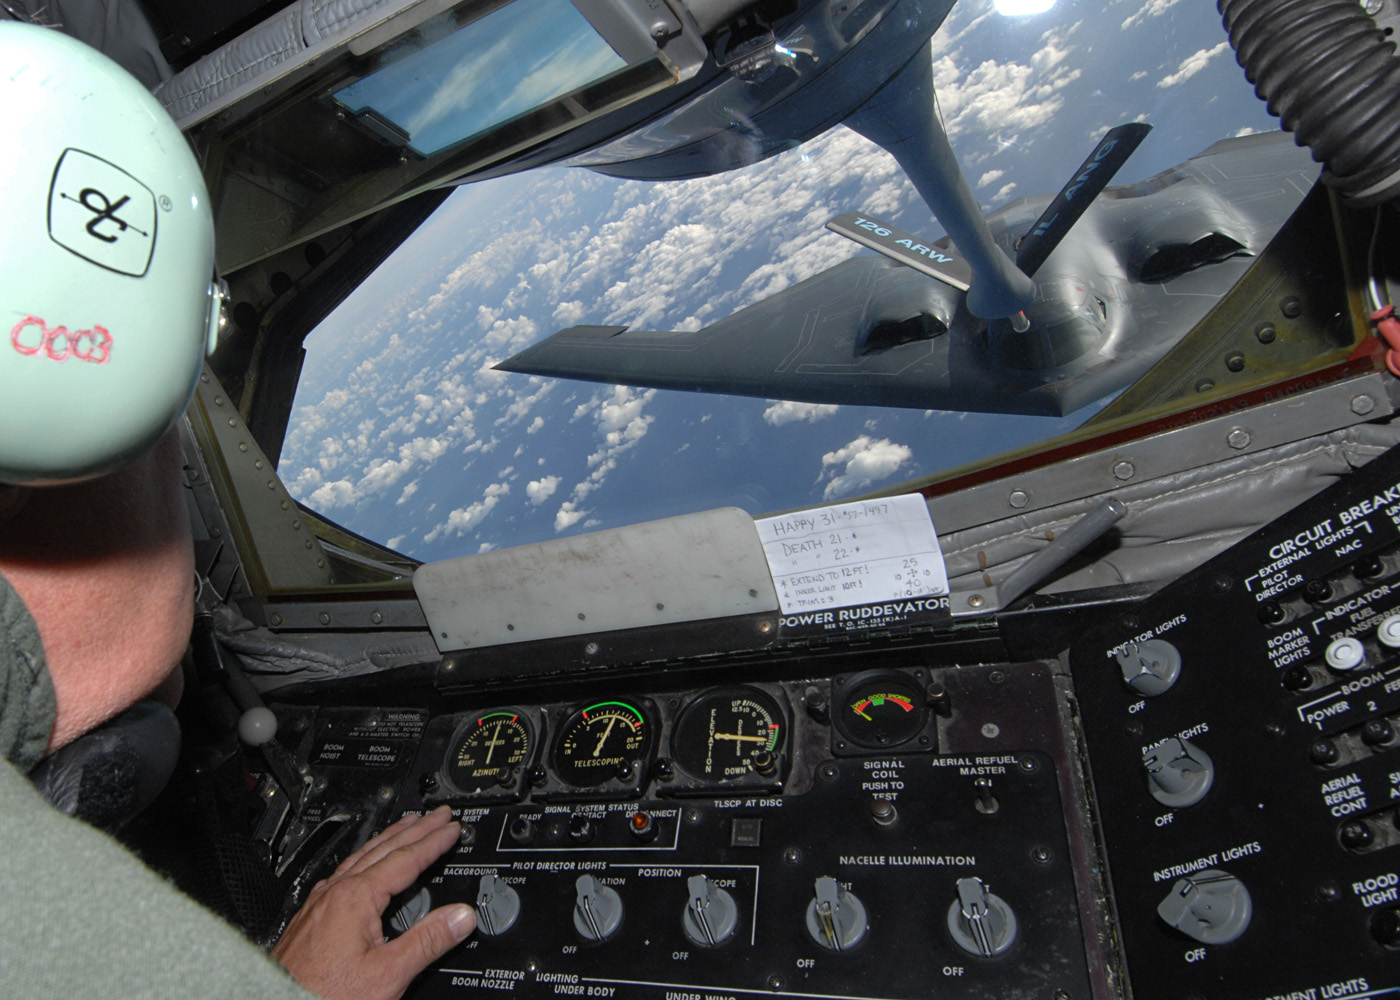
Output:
[334,0,625,156]
[279,0,1280,563]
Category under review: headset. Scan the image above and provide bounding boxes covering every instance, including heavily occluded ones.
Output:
[0,21,220,486]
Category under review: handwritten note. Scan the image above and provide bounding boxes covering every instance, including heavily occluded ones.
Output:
[755,495,949,615]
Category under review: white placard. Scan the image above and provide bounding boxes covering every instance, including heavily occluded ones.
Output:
[754,495,949,614]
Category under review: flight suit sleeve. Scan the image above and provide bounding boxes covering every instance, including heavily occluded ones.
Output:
[0,571,315,999]
[0,568,57,772]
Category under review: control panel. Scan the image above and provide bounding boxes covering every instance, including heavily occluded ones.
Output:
[1069,445,1400,1000]
[268,661,1107,1000]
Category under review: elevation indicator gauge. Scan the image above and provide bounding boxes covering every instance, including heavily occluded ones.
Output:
[443,709,534,795]
[833,670,930,750]
[554,700,652,787]
[672,687,785,781]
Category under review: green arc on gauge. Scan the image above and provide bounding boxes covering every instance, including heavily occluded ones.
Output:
[476,711,520,724]
[581,701,644,728]
[852,694,915,721]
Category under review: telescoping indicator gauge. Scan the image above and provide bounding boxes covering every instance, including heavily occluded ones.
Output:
[554,700,652,786]
[443,710,534,795]
[672,687,784,781]
[833,671,931,750]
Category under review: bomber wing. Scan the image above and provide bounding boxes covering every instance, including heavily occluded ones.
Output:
[496,132,1320,418]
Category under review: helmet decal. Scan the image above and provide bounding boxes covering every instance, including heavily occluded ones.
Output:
[47,148,157,277]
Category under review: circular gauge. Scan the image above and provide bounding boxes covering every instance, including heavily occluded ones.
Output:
[672,687,784,781]
[443,710,533,794]
[833,671,929,749]
[554,701,651,786]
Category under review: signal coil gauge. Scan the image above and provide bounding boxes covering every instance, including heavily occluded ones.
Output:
[832,669,934,753]
[671,686,786,786]
[441,708,537,800]
[553,700,654,789]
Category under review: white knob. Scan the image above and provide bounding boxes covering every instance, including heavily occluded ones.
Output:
[1325,636,1366,672]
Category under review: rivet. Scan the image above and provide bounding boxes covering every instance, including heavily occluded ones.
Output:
[228,418,237,427]
[316,559,325,569]
[238,442,248,452]
[319,612,331,625]
[1008,489,1029,509]
[305,540,313,549]
[254,460,264,470]
[1225,352,1245,373]
[1113,460,1135,481]
[200,373,209,383]
[267,481,276,490]
[1227,428,1251,450]
[280,500,290,510]
[270,614,283,626]
[584,642,600,656]
[292,520,301,530]
[213,395,224,406]
[1255,323,1276,344]
[1280,295,1303,318]
[1195,378,1215,393]
[1353,395,1377,416]
[981,723,1001,739]
[371,611,383,625]
[968,593,985,608]
[759,620,773,633]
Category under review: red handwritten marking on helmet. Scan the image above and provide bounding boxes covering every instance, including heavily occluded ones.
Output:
[9,316,111,364]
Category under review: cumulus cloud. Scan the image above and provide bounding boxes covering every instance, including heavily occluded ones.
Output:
[1158,42,1229,88]
[526,474,561,505]
[553,300,585,325]
[308,479,355,509]
[763,400,841,427]
[555,500,588,532]
[1122,0,1183,31]
[423,482,510,543]
[977,168,1005,188]
[818,436,914,500]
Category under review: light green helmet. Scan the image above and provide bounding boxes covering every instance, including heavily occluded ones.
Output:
[0,21,220,485]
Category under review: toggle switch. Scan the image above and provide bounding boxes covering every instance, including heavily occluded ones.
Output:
[683,875,738,947]
[476,874,521,937]
[1157,869,1252,944]
[574,875,623,942]
[946,877,1017,957]
[1116,639,1181,697]
[805,876,867,952]
[1143,736,1214,808]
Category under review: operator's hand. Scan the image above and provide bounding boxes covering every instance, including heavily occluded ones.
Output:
[272,806,476,1000]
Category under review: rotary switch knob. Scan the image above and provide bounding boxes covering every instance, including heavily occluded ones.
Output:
[1143,736,1214,808]
[1116,640,1181,697]
[475,874,521,937]
[574,875,624,942]
[946,877,1017,957]
[805,876,867,952]
[683,875,738,947]
[1157,869,1252,944]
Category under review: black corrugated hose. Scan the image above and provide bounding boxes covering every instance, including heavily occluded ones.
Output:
[1220,0,1400,205]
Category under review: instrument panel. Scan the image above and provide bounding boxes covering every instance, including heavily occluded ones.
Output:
[245,448,1400,1000]
[266,661,1109,1000]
